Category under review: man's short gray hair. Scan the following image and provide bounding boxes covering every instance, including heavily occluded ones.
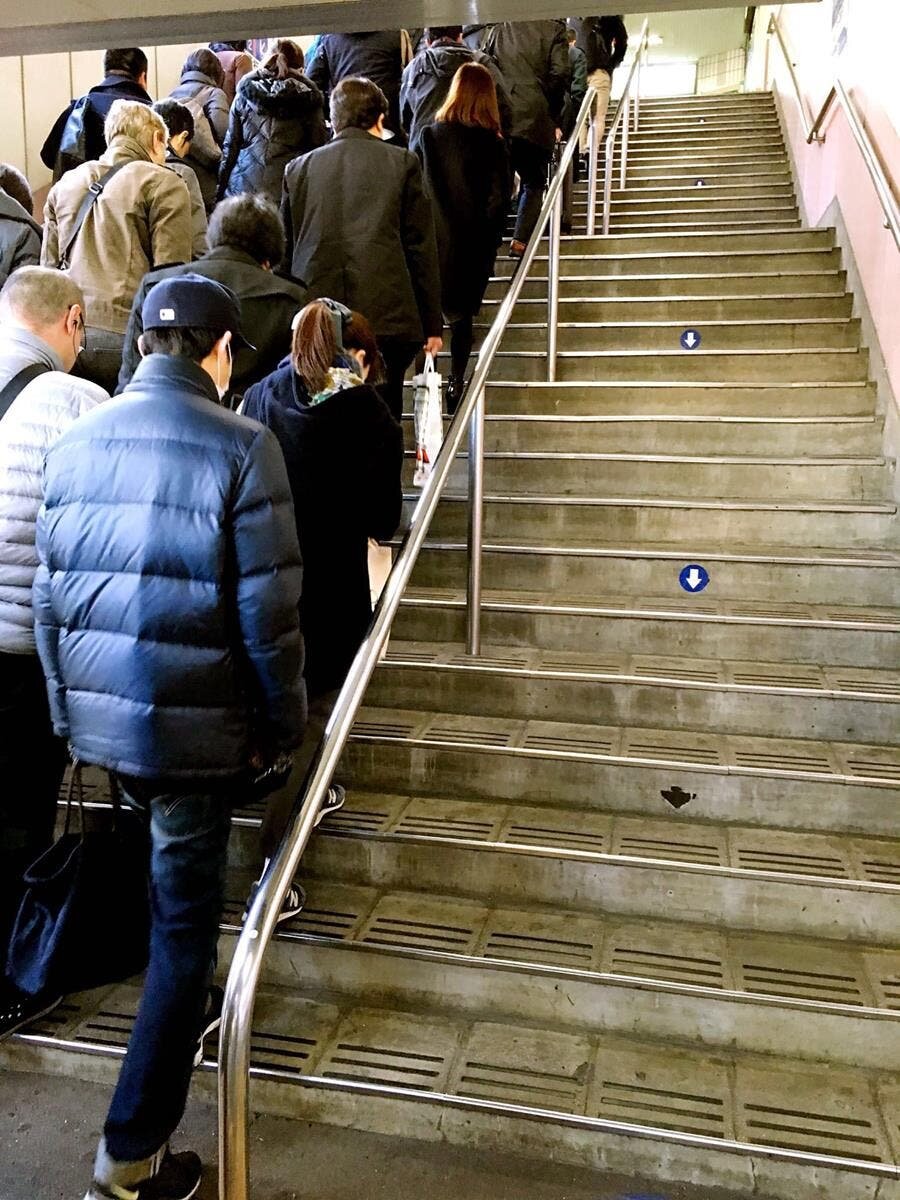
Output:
[104,99,167,152]
[0,266,85,328]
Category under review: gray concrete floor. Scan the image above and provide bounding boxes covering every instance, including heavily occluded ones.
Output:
[1,1069,766,1200]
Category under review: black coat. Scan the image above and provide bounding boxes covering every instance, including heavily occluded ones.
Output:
[490,21,570,150]
[242,365,403,696]
[219,68,328,205]
[307,31,405,136]
[117,247,308,404]
[399,42,513,150]
[282,128,442,343]
[419,122,511,322]
[41,75,153,173]
[0,192,41,287]
[568,16,629,75]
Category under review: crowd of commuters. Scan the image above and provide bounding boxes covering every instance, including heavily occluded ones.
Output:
[0,16,627,1200]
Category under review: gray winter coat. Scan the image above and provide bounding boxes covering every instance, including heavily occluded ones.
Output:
[0,192,41,287]
[170,69,231,209]
[489,20,570,150]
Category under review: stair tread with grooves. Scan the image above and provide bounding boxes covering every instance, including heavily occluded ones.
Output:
[405,490,896,513]
[379,639,900,701]
[398,589,899,630]
[10,984,900,1179]
[348,705,900,788]
[219,877,900,1017]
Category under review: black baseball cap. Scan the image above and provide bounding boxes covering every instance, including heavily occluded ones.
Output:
[142,275,255,349]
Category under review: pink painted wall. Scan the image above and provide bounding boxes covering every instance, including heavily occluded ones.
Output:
[749,2,900,410]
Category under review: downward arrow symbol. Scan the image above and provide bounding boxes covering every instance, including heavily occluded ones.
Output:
[684,331,697,348]
[686,568,702,589]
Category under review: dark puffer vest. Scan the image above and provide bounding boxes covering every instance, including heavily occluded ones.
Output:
[218,68,328,205]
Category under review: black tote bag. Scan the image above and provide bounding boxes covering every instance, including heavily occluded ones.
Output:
[7,765,151,997]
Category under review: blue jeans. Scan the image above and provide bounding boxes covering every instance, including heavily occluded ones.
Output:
[101,781,232,1168]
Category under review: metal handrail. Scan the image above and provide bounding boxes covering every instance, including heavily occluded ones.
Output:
[767,16,900,250]
[598,18,651,236]
[217,80,603,1200]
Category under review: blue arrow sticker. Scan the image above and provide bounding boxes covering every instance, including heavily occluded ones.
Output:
[680,328,701,350]
[679,564,710,593]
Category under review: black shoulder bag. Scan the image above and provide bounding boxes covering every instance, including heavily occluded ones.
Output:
[7,764,151,997]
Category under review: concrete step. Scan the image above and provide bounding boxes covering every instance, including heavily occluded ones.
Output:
[401,450,889,502]
[607,128,784,147]
[464,348,869,384]
[7,986,897,1200]
[479,381,875,416]
[599,195,799,214]
[604,217,803,235]
[405,538,900,608]
[470,414,881,456]
[610,182,797,201]
[393,586,899,667]
[622,152,790,172]
[598,168,794,189]
[411,490,896,548]
[484,270,849,300]
[548,228,834,254]
[368,640,899,742]
[295,787,900,944]
[492,249,843,279]
[344,708,900,837]
[481,318,860,353]
[485,295,855,323]
[218,880,900,1071]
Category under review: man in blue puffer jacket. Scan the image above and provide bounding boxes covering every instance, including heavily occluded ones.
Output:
[33,275,306,1200]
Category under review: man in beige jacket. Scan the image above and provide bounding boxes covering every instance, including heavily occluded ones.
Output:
[42,100,192,391]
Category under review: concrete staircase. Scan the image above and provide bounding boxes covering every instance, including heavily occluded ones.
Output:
[6,91,900,1199]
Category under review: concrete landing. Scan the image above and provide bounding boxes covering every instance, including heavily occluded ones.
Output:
[0,1069,766,1200]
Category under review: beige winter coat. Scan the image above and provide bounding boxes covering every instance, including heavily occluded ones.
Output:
[41,135,192,335]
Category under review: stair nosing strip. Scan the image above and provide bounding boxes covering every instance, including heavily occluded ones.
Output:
[12,1033,896,1180]
[238,928,900,1024]
[315,826,900,895]
[380,656,900,704]
[400,593,899,632]
[410,538,900,568]
[349,731,899,790]
[405,492,895,514]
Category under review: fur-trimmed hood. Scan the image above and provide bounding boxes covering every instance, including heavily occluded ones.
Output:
[237,68,323,118]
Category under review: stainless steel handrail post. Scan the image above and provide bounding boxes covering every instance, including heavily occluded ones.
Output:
[601,128,614,236]
[546,187,562,381]
[465,389,485,655]
[600,19,650,236]
[585,103,599,237]
[218,82,603,1200]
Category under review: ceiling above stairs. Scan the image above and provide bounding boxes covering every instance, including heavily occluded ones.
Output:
[0,0,819,56]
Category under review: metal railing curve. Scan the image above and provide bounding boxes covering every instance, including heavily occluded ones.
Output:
[767,14,900,250]
[216,72,622,1200]
[598,18,651,236]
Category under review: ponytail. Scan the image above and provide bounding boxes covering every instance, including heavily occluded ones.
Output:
[263,38,304,79]
[291,302,338,394]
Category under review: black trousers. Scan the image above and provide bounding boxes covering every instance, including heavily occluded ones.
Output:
[511,138,552,245]
[0,651,68,964]
[377,336,421,423]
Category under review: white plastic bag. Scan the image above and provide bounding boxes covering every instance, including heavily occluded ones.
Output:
[412,353,443,487]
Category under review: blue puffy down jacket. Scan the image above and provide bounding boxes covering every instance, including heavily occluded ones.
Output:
[33,353,306,781]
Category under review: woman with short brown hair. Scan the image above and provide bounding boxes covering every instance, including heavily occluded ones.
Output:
[418,61,511,411]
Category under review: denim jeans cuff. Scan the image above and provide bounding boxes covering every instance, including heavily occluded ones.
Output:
[93,1137,167,1190]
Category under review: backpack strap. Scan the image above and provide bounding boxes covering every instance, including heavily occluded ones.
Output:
[0,362,51,424]
[58,161,130,270]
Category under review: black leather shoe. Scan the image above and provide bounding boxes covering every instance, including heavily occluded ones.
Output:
[446,375,464,415]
